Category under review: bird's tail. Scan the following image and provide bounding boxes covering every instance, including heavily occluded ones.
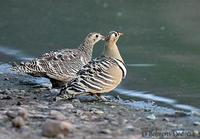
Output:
[11,60,45,76]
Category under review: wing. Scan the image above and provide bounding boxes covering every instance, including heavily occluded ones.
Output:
[12,49,83,81]
[40,49,79,62]
[61,57,123,97]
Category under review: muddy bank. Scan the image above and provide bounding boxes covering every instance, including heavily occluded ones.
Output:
[0,65,200,139]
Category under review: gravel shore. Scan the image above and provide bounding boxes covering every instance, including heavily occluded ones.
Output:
[0,67,200,139]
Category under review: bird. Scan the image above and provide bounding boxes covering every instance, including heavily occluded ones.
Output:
[12,32,105,88]
[58,31,126,100]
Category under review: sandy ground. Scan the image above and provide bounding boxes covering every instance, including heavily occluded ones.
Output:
[0,69,200,139]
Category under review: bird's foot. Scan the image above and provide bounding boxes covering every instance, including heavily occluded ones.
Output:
[94,94,108,101]
[54,94,75,101]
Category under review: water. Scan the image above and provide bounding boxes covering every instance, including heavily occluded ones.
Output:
[0,0,200,110]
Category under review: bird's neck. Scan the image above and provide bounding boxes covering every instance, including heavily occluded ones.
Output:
[104,42,124,63]
[79,40,93,60]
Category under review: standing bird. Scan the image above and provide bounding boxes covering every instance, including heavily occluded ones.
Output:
[12,32,105,88]
[58,31,126,100]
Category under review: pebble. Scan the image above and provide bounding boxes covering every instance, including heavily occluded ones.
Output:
[193,121,200,126]
[3,89,12,95]
[6,111,17,119]
[162,117,170,122]
[167,122,182,127]
[12,116,25,128]
[193,130,199,136]
[42,119,72,137]
[75,110,84,116]
[72,99,81,103]
[18,108,28,120]
[125,125,135,131]
[50,110,66,120]
[57,134,65,139]
[57,103,74,110]
[64,103,74,109]
[91,108,104,115]
[99,129,112,134]
[16,101,22,106]
[174,111,189,117]
[146,114,156,120]
[192,111,200,117]
[4,77,9,80]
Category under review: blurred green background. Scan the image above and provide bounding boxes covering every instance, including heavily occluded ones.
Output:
[0,0,200,108]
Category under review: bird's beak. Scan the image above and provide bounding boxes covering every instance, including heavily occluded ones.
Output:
[118,32,124,36]
[100,35,105,40]
[105,35,109,41]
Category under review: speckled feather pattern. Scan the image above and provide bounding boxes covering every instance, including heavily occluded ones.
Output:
[12,33,104,87]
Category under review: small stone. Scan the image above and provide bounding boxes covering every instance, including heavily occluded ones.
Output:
[57,103,74,110]
[64,103,74,109]
[146,114,156,120]
[192,111,200,117]
[3,89,11,95]
[6,111,17,119]
[174,111,189,117]
[50,110,66,120]
[162,117,170,122]
[18,108,28,120]
[193,130,199,136]
[72,99,81,103]
[16,101,22,106]
[1,95,12,100]
[42,119,72,137]
[110,105,116,108]
[91,108,104,115]
[50,89,60,94]
[122,119,128,124]
[20,90,26,94]
[167,122,182,127]
[12,89,20,92]
[125,125,135,131]
[80,115,89,121]
[4,77,9,80]
[99,129,112,134]
[75,110,83,116]
[57,134,65,139]
[12,116,25,128]
[193,121,200,126]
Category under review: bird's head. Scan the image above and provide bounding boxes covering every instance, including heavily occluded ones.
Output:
[85,32,105,45]
[105,31,123,44]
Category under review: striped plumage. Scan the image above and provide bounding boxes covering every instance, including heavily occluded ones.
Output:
[58,31,126,99]
[12,32,105,88]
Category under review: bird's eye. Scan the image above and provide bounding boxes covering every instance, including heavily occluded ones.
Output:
[114,33,118,37]
[95,35,99,38]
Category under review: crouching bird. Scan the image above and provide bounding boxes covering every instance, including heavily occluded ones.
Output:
[12,32,105,88]
[58,31,126,100]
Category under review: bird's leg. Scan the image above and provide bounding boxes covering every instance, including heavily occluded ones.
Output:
[94,94,108,101]
[50,79,65,88]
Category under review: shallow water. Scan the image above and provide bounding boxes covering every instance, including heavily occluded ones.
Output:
[0,0,200,110]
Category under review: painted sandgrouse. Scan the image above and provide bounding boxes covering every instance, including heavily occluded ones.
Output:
[13,32,105,88]
[58,31,126,100]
